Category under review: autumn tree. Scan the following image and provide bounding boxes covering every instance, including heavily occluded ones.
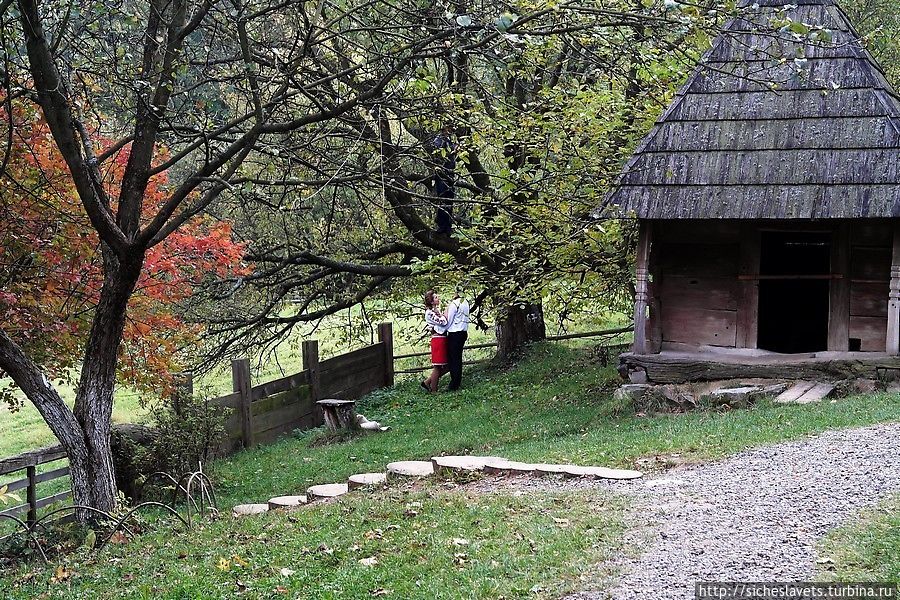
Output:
[0,0,453,517]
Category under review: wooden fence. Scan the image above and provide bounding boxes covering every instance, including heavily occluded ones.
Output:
[392,325,633,374]
[0,323,395,521]
[0,446,70,525]
[0,322,628,521]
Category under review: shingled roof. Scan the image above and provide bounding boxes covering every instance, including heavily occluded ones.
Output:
[606,0,900,219]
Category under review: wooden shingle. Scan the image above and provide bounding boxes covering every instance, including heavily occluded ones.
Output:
[605,0,900,219]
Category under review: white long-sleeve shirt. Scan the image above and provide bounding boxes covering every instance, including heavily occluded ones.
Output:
[425,308,448,335]
[445,298,470,333]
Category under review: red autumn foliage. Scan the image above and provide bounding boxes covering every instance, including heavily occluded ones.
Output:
[0,104,248,401]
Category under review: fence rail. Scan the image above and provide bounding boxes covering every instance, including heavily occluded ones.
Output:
[0,445,70,524]
[0,322,634,520]
[393,325,632,374]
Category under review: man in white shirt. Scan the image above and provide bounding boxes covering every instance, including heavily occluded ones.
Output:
[444,289,470,391]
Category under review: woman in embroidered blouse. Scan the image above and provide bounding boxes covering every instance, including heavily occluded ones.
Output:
[422,289,449,392]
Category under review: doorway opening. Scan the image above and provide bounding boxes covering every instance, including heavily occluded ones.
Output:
[757,231,831,353]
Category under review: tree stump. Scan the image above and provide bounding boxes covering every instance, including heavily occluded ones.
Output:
[348,473,387,490]
[306,483,349,502]
[316,399,358,431]
[268,495,308,510]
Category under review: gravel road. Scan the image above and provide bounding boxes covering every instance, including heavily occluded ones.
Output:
[567,422,900,600]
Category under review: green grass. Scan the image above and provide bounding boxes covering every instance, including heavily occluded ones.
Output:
[1,343,898,599]
[1,486,624,599]
[818,494,900,582]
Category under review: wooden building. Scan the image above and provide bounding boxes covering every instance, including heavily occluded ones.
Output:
[608,0,900,383]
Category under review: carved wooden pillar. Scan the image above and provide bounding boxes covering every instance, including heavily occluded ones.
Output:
[633,221,652,354]
[887,222,900,355]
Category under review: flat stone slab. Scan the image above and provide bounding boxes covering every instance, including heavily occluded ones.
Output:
[532,463,571,476]
[307,483,349,501]
[482,458,538,475]
[348,472,387,490]
[232,503,269,517]
[386,460,435,478]
[431,455,506,473]
[561,465,644,480]
[268,495,308,510]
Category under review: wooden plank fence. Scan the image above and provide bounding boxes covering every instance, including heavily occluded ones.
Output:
[392,325,633,374]
[0,322,631,519]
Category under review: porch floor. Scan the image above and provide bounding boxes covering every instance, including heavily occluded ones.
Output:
[620,347,900,384]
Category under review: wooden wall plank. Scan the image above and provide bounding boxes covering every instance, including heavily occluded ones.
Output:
[250,386,312,417]
[851,247,891,280]
[250,370,309,402]
[653,220,741,244]
[850,316,887,352]
[736,224,760,348]
[850,282,889,317]
[660,276,738,311]
[661,306,737,347]
[852,221,893,247]
[828,223,850,351]
[657,243,739,278]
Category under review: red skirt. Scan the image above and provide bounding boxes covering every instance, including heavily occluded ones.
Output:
[430,335,448,365]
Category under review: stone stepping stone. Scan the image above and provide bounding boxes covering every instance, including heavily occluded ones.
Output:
[561,465,643,480]
[532,463,571,476]
[348,472,387,490]
[232,503,269,517]
[431,455,506,473]
[307,483,349,502]
[386,460,434,478]
[268,495,308,510]
[482,458,538,475]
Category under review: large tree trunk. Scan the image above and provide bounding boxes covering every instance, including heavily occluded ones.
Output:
[0,250,141,521]
[495,303,546,360]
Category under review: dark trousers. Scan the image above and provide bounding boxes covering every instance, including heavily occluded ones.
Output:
[447,330,467,390]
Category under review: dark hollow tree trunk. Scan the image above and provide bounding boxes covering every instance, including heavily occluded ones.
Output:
[495,302,546,360]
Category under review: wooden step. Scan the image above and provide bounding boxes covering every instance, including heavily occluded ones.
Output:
[348,472,387,490]
[794,381,835,404]
[306,483,349,502]
[232,503,269,517]
[561,465,643,480]
[268,495,307,510]
[431,455,506,473]
[386,460,434,478]
[775,381,816,403]
[482,459,537,475]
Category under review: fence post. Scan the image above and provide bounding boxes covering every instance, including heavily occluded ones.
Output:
[231,359,253,449]
[172,371,193,416]
[377,322,394,387]
[26,465,37,525]
[302,340,321,426]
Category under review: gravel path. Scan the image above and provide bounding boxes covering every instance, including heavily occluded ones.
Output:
[567,422,900,600]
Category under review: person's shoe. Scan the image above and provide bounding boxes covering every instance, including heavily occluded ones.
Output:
[420,380,430,392]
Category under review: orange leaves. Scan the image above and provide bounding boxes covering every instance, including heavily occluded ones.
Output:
[1,103,248,396]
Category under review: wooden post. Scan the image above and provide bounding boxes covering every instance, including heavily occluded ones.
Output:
[887,224,900,355]
[377,322,395,387]
[633,221,652,354]
[231,359,253,449]
[26,465,37,525]
[302,340,322,426]
[736,224,760,349]
[828,223,850,352]
[172,371,193,416]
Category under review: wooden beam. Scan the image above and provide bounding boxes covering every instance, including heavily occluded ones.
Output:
[828,223,850,351]
[736,224,760,349]
[633,221,652,354]
[377,322,395,387]
[886,222,900,355]
[231,359,253,449]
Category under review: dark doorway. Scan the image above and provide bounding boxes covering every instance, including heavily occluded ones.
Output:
[757,231,831,353]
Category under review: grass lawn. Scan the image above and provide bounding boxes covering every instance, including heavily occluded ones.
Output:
[1,342,898,599]
[818,494,900,582]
